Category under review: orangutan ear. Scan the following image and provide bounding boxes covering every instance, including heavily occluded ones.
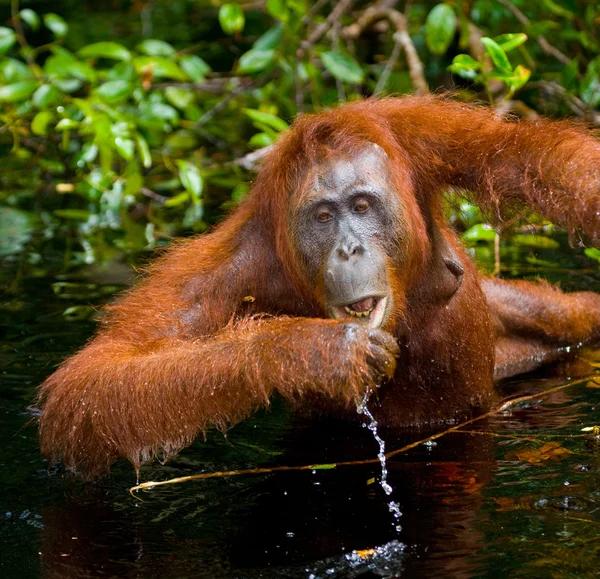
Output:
[427,220,464,302]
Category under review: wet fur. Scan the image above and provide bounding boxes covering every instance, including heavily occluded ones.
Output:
[37,96,600,477]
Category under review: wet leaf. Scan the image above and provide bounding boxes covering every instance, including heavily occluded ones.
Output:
[448,54,480,79]
[426,4,457,55]
[20,9,40,31]
[165,86,195,109]
[321,51,364,84]
[62,305,95,321]
[266,0,289,22]
[494,33,528,52]
[254,25,283,50]
[0,58,34,81]
[134,56,187,81]
[481,37,511,72]
[237,49,276,74]
[243,108,288,132]
[462,223,496,242]
[137,39,177,57]
[78,42,131,61]
[31,110,54,136]
[179,55,211,81]
[0,27,16,55]
[95,80,133,103]
[219,4,245,36]
[0,80,38,102]
[584,248,600,263]
[43,13,68,38]
[513,234,559,249]
[32,84,61,107]
[177,160,203,200]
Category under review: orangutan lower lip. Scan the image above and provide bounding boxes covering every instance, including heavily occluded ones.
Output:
[329,296,388,329]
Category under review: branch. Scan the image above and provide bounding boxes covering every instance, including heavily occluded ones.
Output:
[297,0,355,59]
[343,4,428,95]
[129,379,589,495]
[497,0,572,66]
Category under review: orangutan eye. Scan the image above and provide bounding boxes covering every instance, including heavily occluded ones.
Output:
[316,207,333,222]
[353,198,370,213]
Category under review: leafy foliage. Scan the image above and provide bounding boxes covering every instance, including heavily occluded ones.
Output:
[0,0,598,269]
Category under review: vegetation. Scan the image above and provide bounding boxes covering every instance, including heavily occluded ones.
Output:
[0,0,598,269]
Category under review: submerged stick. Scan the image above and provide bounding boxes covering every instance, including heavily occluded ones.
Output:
[129,378,590,497]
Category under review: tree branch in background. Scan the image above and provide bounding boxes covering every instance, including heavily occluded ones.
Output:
[343,2,428,95]
[230,145,272,171]
[497,0,571,66]
[297,0,355,59]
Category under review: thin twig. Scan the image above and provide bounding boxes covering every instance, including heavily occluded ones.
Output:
[342,4,428,95]
[497,0,571,66]
[139,187,168,204]
[297,0,355,59]
[151,79,252,94]
[129,377,592,496]
[230,145,272,171]
[374,38,402,95]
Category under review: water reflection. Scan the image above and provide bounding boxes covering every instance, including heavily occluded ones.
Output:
[3,256,600,577]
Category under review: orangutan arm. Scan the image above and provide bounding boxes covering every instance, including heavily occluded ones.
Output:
[37,317,397,478]
[384,96,600,243]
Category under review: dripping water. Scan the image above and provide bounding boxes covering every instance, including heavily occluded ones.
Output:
[357,391,402,533]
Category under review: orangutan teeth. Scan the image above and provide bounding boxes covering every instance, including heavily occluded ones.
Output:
[343,306,374,318]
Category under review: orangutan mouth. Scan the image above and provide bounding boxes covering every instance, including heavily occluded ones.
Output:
[330,296,388,329]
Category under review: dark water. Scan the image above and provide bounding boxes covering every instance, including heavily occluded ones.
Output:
[2,244,600,579]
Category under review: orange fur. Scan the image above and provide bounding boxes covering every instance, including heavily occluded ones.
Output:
[36,96,600,477]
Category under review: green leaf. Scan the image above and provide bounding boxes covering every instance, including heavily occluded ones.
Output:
[31,110,54,136]
[135,133,152,168]
[54,209,90,221]
[180,55,211,81]
[0,27,17,56]
[95,80,133,103]
[165,86,195,109]
[177,160,203,200]
[0,80,38,102]
[219,4,245,35]
[114,137,135,160]
[0,58,34,81]
[249,132,274,148]
[448,54,480,79]
[43,13,68,38]
[481,37,511,73]
[581,56,600,109]
[44,51,96,82]
[462,223,496,242]
[144,101,179,121]
[134,56,187,80]
[243,108,288,131]
[254,25,283,50]
[20,9,40,31]
[266,0,289,22]
[584,248,600,263]
[136,39,176,57]
[51,78,81,93]
[513,234,560,249]
[237,49,276,74]
[164,192,190,207]
[55,118,79,130]
[32,84,61,107]
[507,64,530,91]
[425,4,457,56]
[494,33,527,52]
[321,51,364,84]
[78,42,131,61]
